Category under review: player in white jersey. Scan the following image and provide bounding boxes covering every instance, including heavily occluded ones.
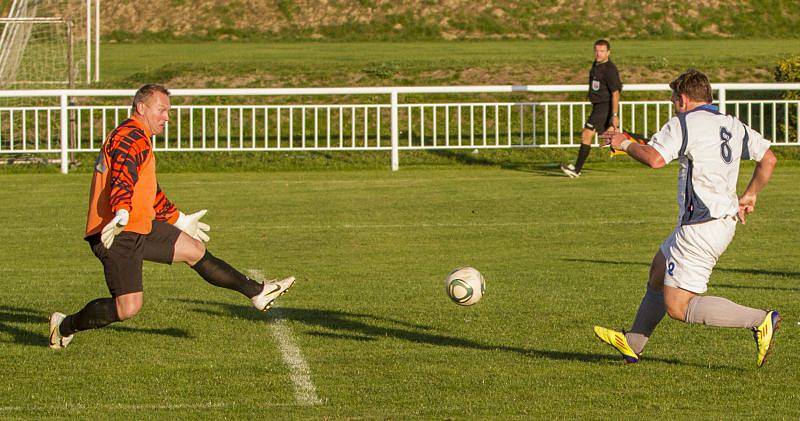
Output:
[592,69,780,367]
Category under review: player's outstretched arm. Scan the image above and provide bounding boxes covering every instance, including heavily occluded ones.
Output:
[738,149,777,224]
[600,131,666,168]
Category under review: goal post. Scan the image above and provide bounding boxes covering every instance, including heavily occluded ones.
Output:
[0,16,75,86]
[0,0,100,87]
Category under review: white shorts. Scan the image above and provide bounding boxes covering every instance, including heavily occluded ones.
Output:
[660,218,737,294]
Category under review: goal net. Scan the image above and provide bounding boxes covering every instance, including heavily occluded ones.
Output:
[0,0,90,88]
[0,17,74,86]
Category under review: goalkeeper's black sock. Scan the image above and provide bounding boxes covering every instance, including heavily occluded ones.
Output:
[60,298,120,336]
[192,250,262,298]
[574,144,591,173]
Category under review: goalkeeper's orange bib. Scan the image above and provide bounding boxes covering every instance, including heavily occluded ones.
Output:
[85,116,158,238]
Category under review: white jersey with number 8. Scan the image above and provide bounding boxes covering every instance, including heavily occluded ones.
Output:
[648,104,771,226]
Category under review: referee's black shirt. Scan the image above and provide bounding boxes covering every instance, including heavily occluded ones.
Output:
[588,60,622,104]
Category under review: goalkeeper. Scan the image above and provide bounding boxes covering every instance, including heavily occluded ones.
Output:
[49,84,295,349]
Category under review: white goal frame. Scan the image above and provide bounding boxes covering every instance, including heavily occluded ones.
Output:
[1,0,100,85]
[0,17,75,86]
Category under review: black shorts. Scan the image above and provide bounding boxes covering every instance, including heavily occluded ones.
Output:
[584,101,613,132]
[87,220,182,297]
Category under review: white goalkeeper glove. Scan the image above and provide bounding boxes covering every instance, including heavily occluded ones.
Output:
[174,209,211,243]
[101,209,129,249]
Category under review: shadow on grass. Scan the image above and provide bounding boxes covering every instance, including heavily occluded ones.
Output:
[425,149,618,177]
[0,305,191,347]
[563,258,800,283]
[0,305,48,347]
[175,299,739,370]
[424,150,562,176]
[108,325,191,338]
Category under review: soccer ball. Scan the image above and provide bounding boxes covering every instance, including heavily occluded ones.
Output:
[444,266,485,306]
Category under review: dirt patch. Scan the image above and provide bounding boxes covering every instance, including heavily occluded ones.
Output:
[92,0,799,40]
[150,61,779,90]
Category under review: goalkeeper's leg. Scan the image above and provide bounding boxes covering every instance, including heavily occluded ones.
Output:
[51,297,124,349]
[165,226,294,312]
[52,232,146,348]
[170,231,263,298]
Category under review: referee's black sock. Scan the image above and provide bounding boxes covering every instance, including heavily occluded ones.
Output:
[192,250,262,298]
[574,143,592,173]
[60,298,120,337]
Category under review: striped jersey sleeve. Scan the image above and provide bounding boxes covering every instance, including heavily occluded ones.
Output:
[154,183,179,223]
[107,123,150,213]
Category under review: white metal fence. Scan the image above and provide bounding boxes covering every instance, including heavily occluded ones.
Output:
[1,84,799,173]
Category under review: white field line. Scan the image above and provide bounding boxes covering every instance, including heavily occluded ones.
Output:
[249,269,323,406]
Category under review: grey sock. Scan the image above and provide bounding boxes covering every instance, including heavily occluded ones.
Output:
[625,285,666,355]
[685,295,767,328]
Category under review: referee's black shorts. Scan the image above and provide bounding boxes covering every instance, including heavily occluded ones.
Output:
[86,220,182,297]
[584,101,613,133]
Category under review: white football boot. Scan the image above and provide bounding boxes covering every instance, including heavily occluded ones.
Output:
[49,312,74,349]
[560,163,580,178]
[251,276,296,312]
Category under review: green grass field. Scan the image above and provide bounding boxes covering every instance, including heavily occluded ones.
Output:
[1,163,799,417]
[99,40,800,89]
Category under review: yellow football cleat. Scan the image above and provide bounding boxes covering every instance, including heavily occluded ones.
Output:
[593,325,639,364]
[753,310,781,368]
[609,147,628,157]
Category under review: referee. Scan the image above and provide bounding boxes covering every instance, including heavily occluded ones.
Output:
[561,39,622,178]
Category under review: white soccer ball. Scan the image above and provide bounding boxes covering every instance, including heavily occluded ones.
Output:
[445,266,485,306]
